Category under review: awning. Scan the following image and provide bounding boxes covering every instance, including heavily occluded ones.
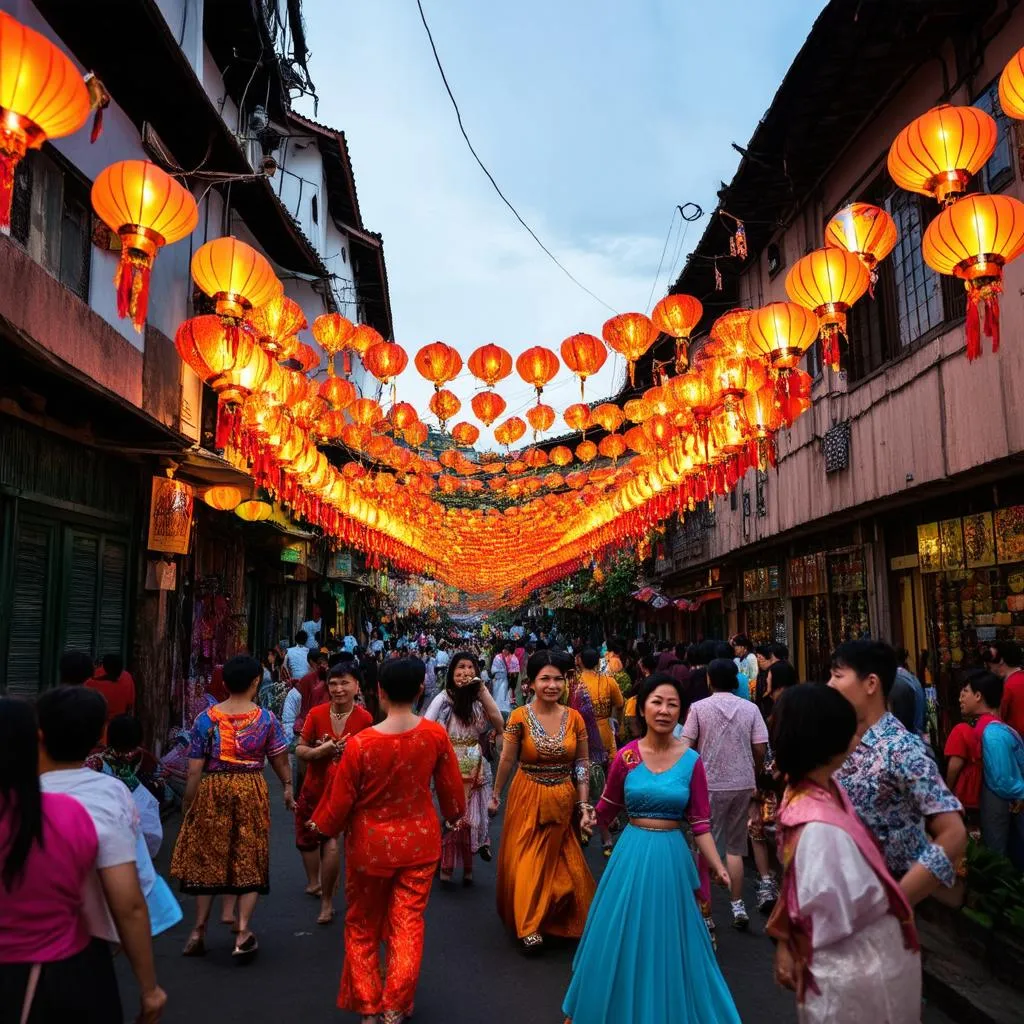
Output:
[672,589,724,613]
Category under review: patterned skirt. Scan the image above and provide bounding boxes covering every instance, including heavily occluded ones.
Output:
[170,771,271,895]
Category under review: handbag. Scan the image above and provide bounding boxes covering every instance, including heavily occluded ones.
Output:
[21,963,41,1024]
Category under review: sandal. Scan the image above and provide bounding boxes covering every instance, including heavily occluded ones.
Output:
[520,932,544,954]
[182,930,206,957]
[478,845,492,862]
[232,932,258,963]
[602,843,613,859]
[380,1012,406,1024]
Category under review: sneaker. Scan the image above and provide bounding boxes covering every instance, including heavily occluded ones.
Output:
[756,875,778,913]
[731,899,750,931]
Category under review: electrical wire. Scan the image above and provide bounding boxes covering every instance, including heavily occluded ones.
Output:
[415,0,618,316]
[645,207,679,314]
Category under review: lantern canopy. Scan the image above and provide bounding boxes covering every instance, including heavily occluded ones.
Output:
[415,341,463,390]
[652,293,703,371]
[91,160,198,331]
[922,193,1024,360]
[471,389,506,427]
[515,346,560,399]
[191,236,281,317]
[602,312,658,386]
[468,343,513,386]
[747,302,821,368]
[0,12,91,226]
[559,333,607,398]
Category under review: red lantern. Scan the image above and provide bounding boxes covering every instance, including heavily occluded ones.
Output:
[563,403,592,434]
[429,389,461,429]
[468,343,513,386]
[415,341,463,391]
[451,421,481,446]
[516,346,560,400]
[602,312,658,386]
[526,404,555,435]
[471,390,506,427]
[652,293,703,371]
[559,333,607,398]
[362,341,408,385]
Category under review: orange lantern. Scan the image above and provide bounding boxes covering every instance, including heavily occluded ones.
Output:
[319,409,348,438]
[516,346,560,400]
[522,448,549,469]
[468,343,513,386]
[641,413,676,449]
[292,342,321,374]
[235,499,273,522]
[429,388,461,429]
[312,312,354,374]
[349,397,384,427]
[785,248,870,370]
[747,301,822,369]
[175,316,270,404]
[575,440,598,463]
[559,333,607,398]
[404,421,429,447]
[1000,48,1024,119]
[471,390,506,427]
[824,203,898,295]
[563,403,592,434]
[201,485,243,511]
[415,342,463,391]
[0,12,91,227]
[341,423,370,450]
[550,445,573,467]
[246,295,306,358]
[602,312,658,385]
[91,161,198,332]
[388,401,419,433]
[451,421,480,446]
[191,236,281,317]
[922,193,1024,360]
[348,324,382,357]
[319,375,356,410]
[494,416,526,447]
[591,403,625,433]
[362,340,408,385]
[526,403,555,435]
[623,397,650,423]
[652,293,703,371]
[598,434,627,462]
[888,104,997,205]
[775,368,812,427]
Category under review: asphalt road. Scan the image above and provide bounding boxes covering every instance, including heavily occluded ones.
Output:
[119,785,956,1024]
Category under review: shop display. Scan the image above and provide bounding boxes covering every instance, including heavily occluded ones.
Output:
[940,518,965,570]
[995,505,1024,564]
[963,512,996,568]
[918,522,941,573]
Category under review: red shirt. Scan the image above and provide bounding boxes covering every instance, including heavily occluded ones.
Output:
[1000,669,1024,737]
[298,703,373,805]
[943,722,982,810]
[86,670,136,720]
[294,670,328,735]
[311,719,465,875]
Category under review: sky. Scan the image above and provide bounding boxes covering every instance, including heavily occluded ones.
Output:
[297,0,825,435]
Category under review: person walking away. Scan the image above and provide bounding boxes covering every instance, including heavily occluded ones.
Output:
[294,663,373,920]
[982,640,1024,736]
[891,647,927,741]
[681,658,768,929]
[960,669,1024,869]
[425,652,504,883]
[732,636,759,699]
[300,609,322,650]
[490,644,519,715]
[309,658,465,1024]
[561,673,740,1024]
[59,650,96,687]
[0,698,129,1023]
[35,687,167,1022]
[830,640,966,905]
[768,684,921,1024]
[283,631,312,682]
[86,653,136,739]
[490,651,597,952]
[171,655,293,960]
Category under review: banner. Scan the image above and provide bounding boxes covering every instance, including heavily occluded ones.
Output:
[147,476,193,555]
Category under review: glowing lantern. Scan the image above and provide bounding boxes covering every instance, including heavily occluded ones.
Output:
[404,421,429,446]
[623,397,651,423]
[235,499,273,522]
[247,295,306,358]
[312,312,354,374]
[591,403,625,433]
[389,402,419,432]
[888,104,997,205]
[349,397,384,428]
[366,435,393,462]
[494,416,526,447]
[559,333,607,398]
[643,385,672,416]
[174,316,270,404]
[363,341,408,385]
[291,395,326,430]
[91,161,198,332]
[785,248,870,370]
[292,342,321,374]
[516,346,560,400]
[0,12,91,227]
[602,312,658,385]
[415,342,462,391]
[429,388,461,429]
[1000,49,1024,120]
[349,324,382,358]
[526,404,556,435]
[522,448,549,469]
[642,413,676,449]
[201,485,242,511]
[747,301,821,369]
[471,390,506,427]
[652,293,703,371]
[922,193,1024,360]
[564,403,592,434]
[191,237,281,317]
[775,369,812,427]
[468,343,513,386]
[598,433,627,462]
[341,423,370,450]
[320,410,347,438]
[451,421,480,446]
[825,203,898,295]
[319,375,356,410]
[575,440,598,463]
[550,446,573,467]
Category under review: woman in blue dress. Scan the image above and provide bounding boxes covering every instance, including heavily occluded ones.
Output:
[562,672,741,1024]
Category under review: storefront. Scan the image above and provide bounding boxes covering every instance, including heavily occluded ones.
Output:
[739,564,786,647]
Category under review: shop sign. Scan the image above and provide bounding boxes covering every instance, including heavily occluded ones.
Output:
[281,542,306,565]
[920,511,1011,572]
[964,512,996,568]
[917,523,941,573]
[788,553,827,597]
[742,565,781,601]
[940,518,965,571]
[995,506,1024,565]
[147,476,193,555]
[828,549,867,593]
[889,554,919,571]
[327,550,354,578]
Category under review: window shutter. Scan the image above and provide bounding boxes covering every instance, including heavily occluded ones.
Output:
[5,521,52,697]
[98,538,129,656]
[63,531,99,657]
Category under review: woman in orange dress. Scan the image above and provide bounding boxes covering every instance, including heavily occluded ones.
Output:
[490,650,597,952]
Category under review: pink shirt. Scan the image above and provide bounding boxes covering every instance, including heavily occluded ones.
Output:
[0,792,98,963]
[681,691,769,791]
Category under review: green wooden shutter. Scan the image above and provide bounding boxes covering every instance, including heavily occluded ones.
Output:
[98,538,128,656]
[5,520,53,696]
[64,530,99,658]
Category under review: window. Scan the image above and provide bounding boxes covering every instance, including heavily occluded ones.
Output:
[975,81,1014,193]
[9,147,91,302]
[886,190,944,348]
[766,242,783,278]
[311,192,319,225]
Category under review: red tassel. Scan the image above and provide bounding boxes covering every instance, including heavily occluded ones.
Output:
[90,106,104,144]
[821,328,840,372]
[0,152,16,229]
[114,251,153,333]
[215,404,231,449]
[965,297,981,362]
[986,293,1000,354]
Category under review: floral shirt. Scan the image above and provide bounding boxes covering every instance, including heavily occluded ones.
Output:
[835,712,961,887]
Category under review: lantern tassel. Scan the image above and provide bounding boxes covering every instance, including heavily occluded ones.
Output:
[821,326,841,372]
[965,296,981,362]
[114,250,154,332]
[0,150,20,229]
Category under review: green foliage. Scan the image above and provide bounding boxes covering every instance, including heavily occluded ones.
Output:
[962,838,1024,936]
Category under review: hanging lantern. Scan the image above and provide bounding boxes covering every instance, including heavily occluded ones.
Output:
[191,237,281,317]
[522,448,549,469]
[563,403,592,434]
[824,203,898,296]
[415,341,463,391]
[747,302,820,369]
[362,340,408,385]
[559,333,607,398]
[468,343,513,386]
[785,248,870,370]
[652,293,703,372]
[494,416,526,447]
[319,409,347,438]
[175,316,270,404]
[319,375,356,410]
[235,499,273,522]
[643,384,672,416]
[471,390,506,427]
[598,433,627,462]
[349,397,385,427]
[774,368,813,427]
[888,104,997,205]
[451,421,481,446]
[388,401,419,433]
[0,12,91,227]
[291,342,321,374]
[91,160,198,332]
[429,388,461,429]
[922,193,1024,360]
[623,397,651,423]
[526,403,555,435]
[602,312,658,386]
[591,402,625,433]
[201,485,243,511]
[550,445,574,467]
[575,440,598,463]
[348,324,382,359]
[999,48,1024,119]
[404,420,429,446]
[247,295,306,358]
[515,346,560,401]
[312,312,354,374]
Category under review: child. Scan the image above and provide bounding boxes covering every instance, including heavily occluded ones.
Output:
[767,684,921,1023]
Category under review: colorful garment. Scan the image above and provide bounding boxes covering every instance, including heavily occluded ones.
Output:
[835,712,961,886]
[186,705,289,773]
[496,705,596,939]
[943,722,982,810]
[563,741,739,1024]
[767,779,920,1023]
[580,669,624,761]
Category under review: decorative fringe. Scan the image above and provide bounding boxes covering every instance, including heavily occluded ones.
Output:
[114,250,154,332]
[675,338,688,374]
[0,152,16,229]
[85,72,109,143]
[215,404,240,450]
[821,326,841,372]
[966,281,1003,362]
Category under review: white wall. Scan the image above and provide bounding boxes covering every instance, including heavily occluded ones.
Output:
[151,0,204,75]
[275,134,325,251]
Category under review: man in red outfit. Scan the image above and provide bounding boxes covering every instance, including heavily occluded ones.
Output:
[983,641,1024,735]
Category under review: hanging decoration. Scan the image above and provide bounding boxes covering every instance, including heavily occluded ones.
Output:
[471,389,506,427]
[247,295,306,359]
[415,341,463,391]
[468,343,513,386]
[652,293,703,372]
[602,312,658,386]
[824,203,898,297]
[429,388,461,430]
[559,333,607,398]
[515,346,560,402]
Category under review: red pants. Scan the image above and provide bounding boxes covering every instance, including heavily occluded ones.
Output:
[339,862,435,1016]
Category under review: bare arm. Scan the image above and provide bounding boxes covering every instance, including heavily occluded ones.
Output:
[694,832,731,888]
[491,733,520,799]
[899,811,968,905]
[269,751,295,811]
[752,741,767,778]
[181,758,204,814]
[478,684,505,732]
[945,756,965,791]
[296,739,334,762]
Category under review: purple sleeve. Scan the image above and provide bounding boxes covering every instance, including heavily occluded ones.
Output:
[686,756,712,836]
[596,745,632,830]
[265,711,289,759]
[187,713,211,760]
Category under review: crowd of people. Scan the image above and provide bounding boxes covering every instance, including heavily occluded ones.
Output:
[3,619,1024,1023]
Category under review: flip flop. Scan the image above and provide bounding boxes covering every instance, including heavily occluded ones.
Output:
[232,933,258,963]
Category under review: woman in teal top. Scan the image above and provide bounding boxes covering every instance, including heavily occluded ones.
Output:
[562,673,741,1024]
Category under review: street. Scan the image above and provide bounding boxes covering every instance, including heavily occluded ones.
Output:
[119,787,956,1024]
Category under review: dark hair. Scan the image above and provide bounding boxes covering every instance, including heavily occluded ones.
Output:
[831,640,898,699]
[445,651,481,724]
[37,686,106,762]
[329,650,356,668]
[733,634,752,652]
[767,661,799,694]
[684,644,700,666]
[771,683,857,783]
[579,648,600,670]
[694,640,717,666]
[607,637,626,655]
[526,649,566,682]
[635,672,688,736]
[100,652,123,679]
[673,643,687,660]
[639,653,659,674]
[58,650,95,686]
[771,643,789,662]
[983,640,1023,669]
[895,647,911,667]
[223,654,262,694]
[0,698,43,890]
[379,657,425,704]
[295,630,308,645]
[328,661,364,687]
[106,714,141,752]
[963,668,1004,709]
[755,644,774,659]
[361,659,381,722]
[707,658,739,692]
[713,641,733,661]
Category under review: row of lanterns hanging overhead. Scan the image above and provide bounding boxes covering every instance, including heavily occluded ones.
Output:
[4,6,1024,599]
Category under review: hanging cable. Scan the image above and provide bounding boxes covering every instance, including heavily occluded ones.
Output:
[645,207,679,314]
[415,0,618,315]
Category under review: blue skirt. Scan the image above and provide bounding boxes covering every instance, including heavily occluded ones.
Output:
[562,825,741,1024]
